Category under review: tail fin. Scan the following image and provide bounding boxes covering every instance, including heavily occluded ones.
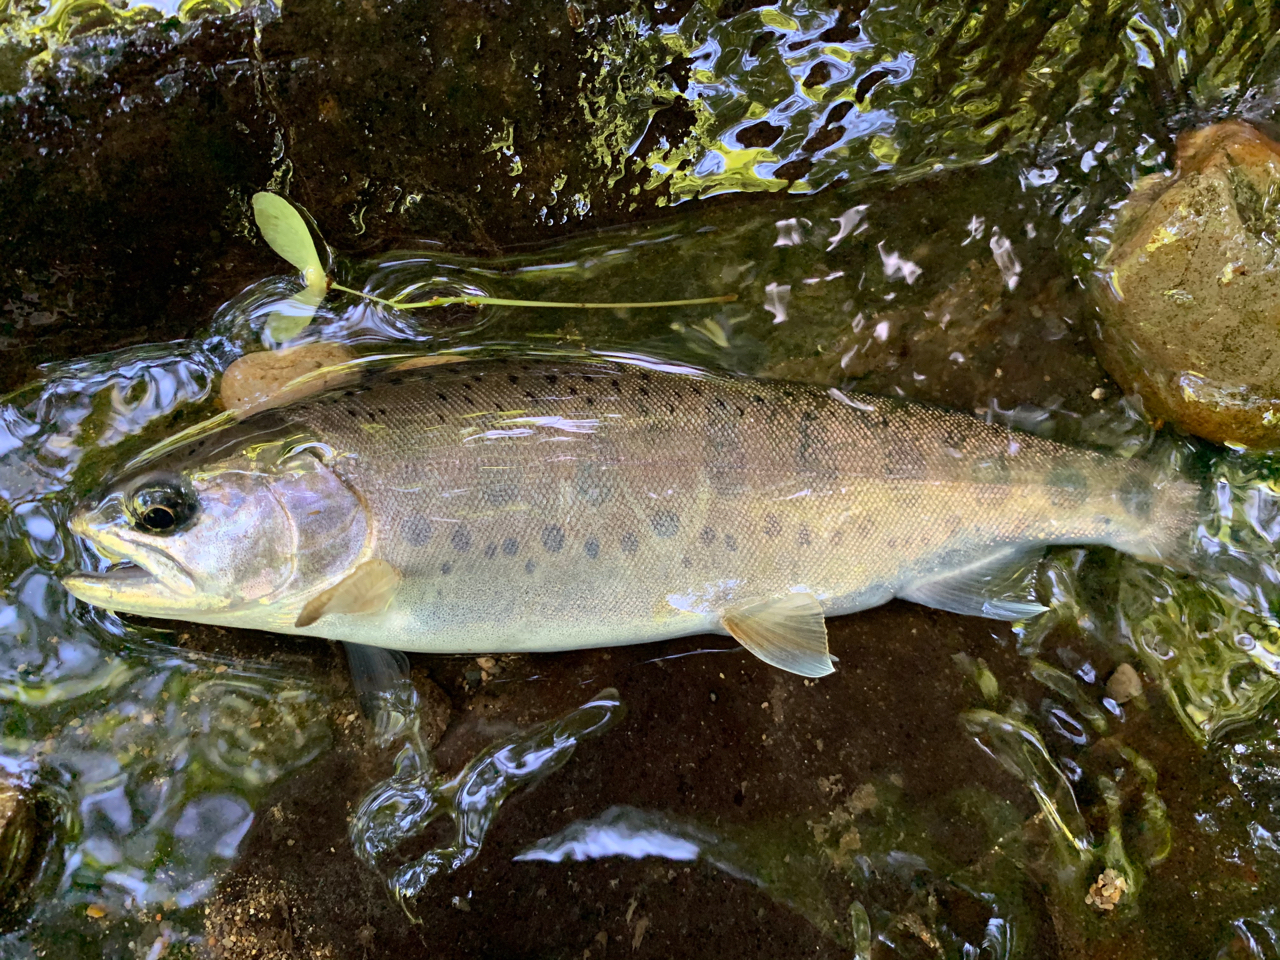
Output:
[1106,437,1206,574]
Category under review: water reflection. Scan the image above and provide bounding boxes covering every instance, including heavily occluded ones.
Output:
[0,351,330,954]
[352,687,623,913]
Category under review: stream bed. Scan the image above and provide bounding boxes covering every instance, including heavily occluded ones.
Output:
[3,0,1280,957]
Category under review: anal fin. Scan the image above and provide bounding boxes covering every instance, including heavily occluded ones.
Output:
[898,548,1047,621]
[722,592,834,678]
[343,642,424,747]
[296,559,401,628]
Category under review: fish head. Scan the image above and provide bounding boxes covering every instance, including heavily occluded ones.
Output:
[63,432,370,624]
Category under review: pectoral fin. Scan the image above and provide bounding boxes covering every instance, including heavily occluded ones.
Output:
[722,592,834,678]
[898,548,1047,621]
[296,559,401,628]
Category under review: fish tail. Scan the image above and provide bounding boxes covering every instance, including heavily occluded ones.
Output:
[1093,440,1205,573]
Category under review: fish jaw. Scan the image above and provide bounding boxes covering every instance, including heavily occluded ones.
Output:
[63,504,201,616]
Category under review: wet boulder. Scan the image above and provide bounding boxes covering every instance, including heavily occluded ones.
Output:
[1091,120,1280,448]
[0,765,63,933]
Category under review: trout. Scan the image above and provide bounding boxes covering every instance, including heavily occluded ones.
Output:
[62,354,1203,677]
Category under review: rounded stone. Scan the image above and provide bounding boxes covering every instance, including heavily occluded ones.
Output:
[0,766,64,933]
[1091,120,1280,448]
[220,341,356,413]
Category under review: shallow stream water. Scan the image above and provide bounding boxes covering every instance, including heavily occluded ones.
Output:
[4,0,1280,957]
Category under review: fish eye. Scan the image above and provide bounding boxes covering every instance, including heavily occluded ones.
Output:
[129,482,197,535]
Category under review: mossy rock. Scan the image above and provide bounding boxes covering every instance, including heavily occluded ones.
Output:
[1092,120,1280,448]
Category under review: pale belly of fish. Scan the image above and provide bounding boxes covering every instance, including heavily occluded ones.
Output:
[64,356,1201,678]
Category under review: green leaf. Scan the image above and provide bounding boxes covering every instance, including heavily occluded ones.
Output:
[264,285,326,344]
[252,192,326,290]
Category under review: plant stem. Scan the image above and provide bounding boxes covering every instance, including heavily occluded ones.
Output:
[329,283,736,310]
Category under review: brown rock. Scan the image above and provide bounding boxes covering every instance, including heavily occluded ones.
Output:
[1092,120,1280,448]
[220,342,356,413]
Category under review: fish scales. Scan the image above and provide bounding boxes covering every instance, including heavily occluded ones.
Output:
[63,356,1201,670]
[219,358,1196,649]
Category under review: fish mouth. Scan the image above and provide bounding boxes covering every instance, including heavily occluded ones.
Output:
[63,556,197,612]
[63,510,198,613]
[64,561,158,599]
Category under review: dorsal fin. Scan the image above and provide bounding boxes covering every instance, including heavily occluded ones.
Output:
[721,592,835,677]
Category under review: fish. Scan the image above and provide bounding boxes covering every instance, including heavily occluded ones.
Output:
[62,353,1204,678]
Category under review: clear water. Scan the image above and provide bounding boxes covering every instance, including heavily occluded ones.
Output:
[3,0,1280,957]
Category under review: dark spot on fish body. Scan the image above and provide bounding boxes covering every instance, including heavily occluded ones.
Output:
[1047,464,1090,509]
[585,538,600,559]
[542,525,566,552]
[400,517,433,546]
[484,542,497,559]
[503,537,519,556]
[1118,472,1153,520]
[451,526,472,552]
[621,532,639,554]
[798,525,811,546]
[699,526,716,547]
[764,514,782,538]
[705,417,748,498]
[441,561,453,574]
[681,556,692,568]
[723,533,738,551]
[575,458,614,506]
[651,510,680,538]
[525,559,537,574]
[796,409,839,480]
[881,432,928,481]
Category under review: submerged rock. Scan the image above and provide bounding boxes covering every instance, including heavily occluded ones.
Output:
[1092,120,1280,449]
[220,341,355,413]
[0,765,63,933]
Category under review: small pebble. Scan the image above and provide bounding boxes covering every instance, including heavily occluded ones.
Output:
[1106,663,1143,703]
[1085,868,1128,911]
